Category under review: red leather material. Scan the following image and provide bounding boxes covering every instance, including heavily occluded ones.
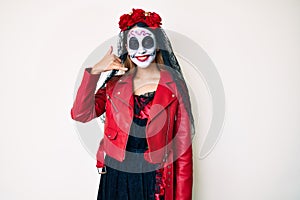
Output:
[71,67,193,200]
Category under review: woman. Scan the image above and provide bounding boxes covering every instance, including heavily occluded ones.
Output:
[71,8,195,200]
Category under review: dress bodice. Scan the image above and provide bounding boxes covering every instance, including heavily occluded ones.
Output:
[134,91,156,119]
[125,91,156,152]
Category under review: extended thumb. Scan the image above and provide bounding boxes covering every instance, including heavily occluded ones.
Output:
[106,46,113,55]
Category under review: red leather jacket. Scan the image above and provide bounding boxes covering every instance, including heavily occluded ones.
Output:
[71,67,193,200]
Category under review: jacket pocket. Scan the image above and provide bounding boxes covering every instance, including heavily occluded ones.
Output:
[105,127,118,140]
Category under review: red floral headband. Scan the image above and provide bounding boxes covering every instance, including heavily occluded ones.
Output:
[119,8,162,31]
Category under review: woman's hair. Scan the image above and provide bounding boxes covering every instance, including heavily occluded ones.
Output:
[99,21,195,139]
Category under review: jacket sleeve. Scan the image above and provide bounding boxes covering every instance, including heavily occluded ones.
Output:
[173,87,193,200]
[70,68,107,123]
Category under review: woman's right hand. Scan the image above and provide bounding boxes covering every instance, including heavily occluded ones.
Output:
[90,46,128,74]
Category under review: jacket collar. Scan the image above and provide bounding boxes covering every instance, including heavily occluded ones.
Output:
[112,66,177,122]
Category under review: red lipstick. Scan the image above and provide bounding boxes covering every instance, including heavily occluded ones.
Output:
[135,55,150,62]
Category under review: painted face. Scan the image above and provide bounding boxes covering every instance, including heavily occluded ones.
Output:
[126,27,157,68]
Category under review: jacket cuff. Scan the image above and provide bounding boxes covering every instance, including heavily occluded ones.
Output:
[79,68,101,93]
[84,68,101,82]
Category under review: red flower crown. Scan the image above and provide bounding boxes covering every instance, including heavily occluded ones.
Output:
[119,8,162,31]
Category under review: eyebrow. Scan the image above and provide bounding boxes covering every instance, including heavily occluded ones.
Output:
[128,30,151,38]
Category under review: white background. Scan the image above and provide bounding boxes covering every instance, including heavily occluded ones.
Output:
[1,0,300,199]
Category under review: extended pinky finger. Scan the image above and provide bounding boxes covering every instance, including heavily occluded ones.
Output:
[112,63,128,71]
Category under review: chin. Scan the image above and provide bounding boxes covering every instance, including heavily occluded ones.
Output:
[132,57,155,68]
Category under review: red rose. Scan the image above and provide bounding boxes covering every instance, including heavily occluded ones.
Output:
[151,12,162,25]
[130,8,146,25]
[145,12,162,28]
[131,8,145,19]
[119,14,131,31]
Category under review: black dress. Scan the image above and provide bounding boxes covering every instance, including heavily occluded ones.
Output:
[97,91,165,200]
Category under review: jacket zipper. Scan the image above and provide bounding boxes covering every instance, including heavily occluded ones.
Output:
[122,107,133,161]
[163,107,170,163]
[107,94,119,112]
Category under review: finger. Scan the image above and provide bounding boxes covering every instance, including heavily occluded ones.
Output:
[113,55,122,62]
[109,56,121,64]
[113,66,129,71]
[107,60,121,68]
[110,62,128,71]
[111,60,123,67]
[121,67,129,71]
[106,46,113,55]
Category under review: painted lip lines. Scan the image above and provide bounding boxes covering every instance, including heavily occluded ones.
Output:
[135,55,150,62]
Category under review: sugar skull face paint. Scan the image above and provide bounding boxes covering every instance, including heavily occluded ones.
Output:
[126,27,157,68]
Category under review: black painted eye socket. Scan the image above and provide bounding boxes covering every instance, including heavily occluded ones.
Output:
[128,37,139,50]
[142,36,154,49]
